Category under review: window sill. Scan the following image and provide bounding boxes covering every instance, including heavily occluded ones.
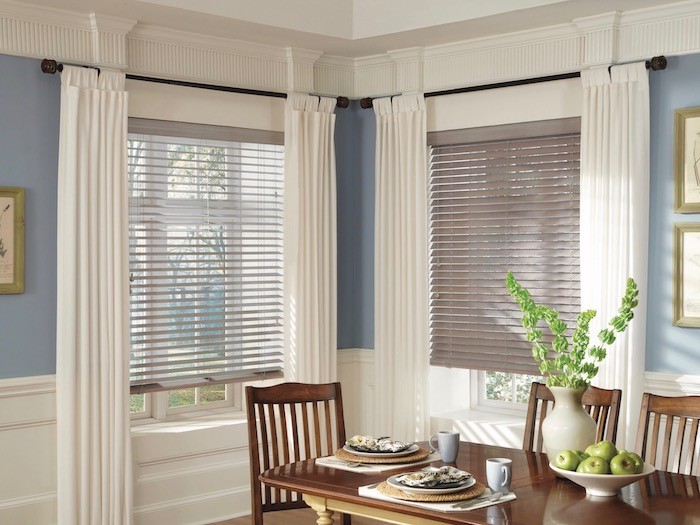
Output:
[431,408,525,449]
[131,407,247,434]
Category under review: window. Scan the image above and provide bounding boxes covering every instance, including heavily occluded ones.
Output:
[127,119,284,417]
[480,371,542,409]
[427,119,581,405]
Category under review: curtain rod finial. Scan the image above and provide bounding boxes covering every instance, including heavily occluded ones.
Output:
[360,97,373,109]
[336,96,349,109]
[646,56,667,71]
[41,59,62,74]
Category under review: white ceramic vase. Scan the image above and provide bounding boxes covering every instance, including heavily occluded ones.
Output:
[541,386,597,463]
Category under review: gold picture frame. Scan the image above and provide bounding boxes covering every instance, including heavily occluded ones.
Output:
[674,223,700,327]
[0,187,24,294]
[674,106,700,212]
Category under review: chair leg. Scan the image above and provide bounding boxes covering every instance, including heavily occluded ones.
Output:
[342,512,352,525]
[251,496,263,525]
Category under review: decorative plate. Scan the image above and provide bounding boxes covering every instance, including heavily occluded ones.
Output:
[386,474,476,495]
[345,435,413,453]
[343,443,420,458]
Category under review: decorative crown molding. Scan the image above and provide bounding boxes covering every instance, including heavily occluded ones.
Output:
[2,0,700,97]
[89,14,136,68]
[286,47,323,93]
[388,47,424,93]
[574,11,621,66]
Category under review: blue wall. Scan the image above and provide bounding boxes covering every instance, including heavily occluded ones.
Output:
[646,53,700,374]
[0,54,59,378]
[336,101,375,349]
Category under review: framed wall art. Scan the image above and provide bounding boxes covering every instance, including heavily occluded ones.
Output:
[0,187,24,294]
[674,223,700,327]
[674,106,700,212]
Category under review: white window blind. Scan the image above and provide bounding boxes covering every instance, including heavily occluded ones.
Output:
[428,119,581,375]
[128,119,284,393]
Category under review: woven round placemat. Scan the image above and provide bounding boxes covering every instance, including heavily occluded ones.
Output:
[376,480,486,502]
[335,447,431,464]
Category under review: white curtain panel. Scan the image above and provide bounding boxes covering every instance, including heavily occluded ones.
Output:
[580,63,650,449]
[56,66,133,524]
[373,94,430,441]
[284,93,338,383]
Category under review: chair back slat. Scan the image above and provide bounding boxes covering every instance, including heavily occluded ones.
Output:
[269,404,281,467]
[522,382,622,453]
[688,419,699,474]
[536,399,548,453]
[649,412,661,465]
[324,399,333,456]
[636,393,700,475]
[290,403,301,462]
[279,404,290,465]
[302,404,312,458]
[312,402,322,455]
[660,414,674,469]
[246,382,347,525]
[522,382,539,452]
[673,417,687,473]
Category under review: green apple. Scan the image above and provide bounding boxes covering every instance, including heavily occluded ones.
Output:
[584,440,618,463]
[610,453,638,475]
[554,450,581,471]
[576,456,610,474]
[626,452,644,474]
[573,450,589,462]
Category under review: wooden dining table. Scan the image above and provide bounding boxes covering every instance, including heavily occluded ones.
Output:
[260,441,700,525]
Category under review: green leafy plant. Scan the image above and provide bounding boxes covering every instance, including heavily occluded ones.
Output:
[505,271,639,389]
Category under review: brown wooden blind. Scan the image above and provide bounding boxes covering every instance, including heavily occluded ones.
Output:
[428,121,581,375]
[127,118,285,393]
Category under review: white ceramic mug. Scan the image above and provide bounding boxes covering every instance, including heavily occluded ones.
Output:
[486,457,512,494]
[429,430,460,463]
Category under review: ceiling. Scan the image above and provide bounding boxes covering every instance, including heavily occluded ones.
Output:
[13,0,687,57]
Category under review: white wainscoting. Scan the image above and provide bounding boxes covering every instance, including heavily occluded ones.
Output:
[0,375,57,525]
[1,365,695,524]
[0,353,376,525]
[337,348,375,436]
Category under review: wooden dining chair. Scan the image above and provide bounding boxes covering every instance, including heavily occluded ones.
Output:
[245,382,350,525]
[635,392,700,475]
[523,382,623,452]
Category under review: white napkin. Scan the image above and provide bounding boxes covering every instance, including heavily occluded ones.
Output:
[358,484,516,513]
[315,451,441,474]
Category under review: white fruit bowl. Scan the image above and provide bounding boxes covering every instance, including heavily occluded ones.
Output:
[549,462,655,497]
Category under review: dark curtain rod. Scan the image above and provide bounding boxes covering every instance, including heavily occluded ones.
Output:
[42,55,667,111]
[359,55,668,108]
[40,59,350,108]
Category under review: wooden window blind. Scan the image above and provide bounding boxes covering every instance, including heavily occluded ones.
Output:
[428,119,581,375]
[128,118,285,393]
